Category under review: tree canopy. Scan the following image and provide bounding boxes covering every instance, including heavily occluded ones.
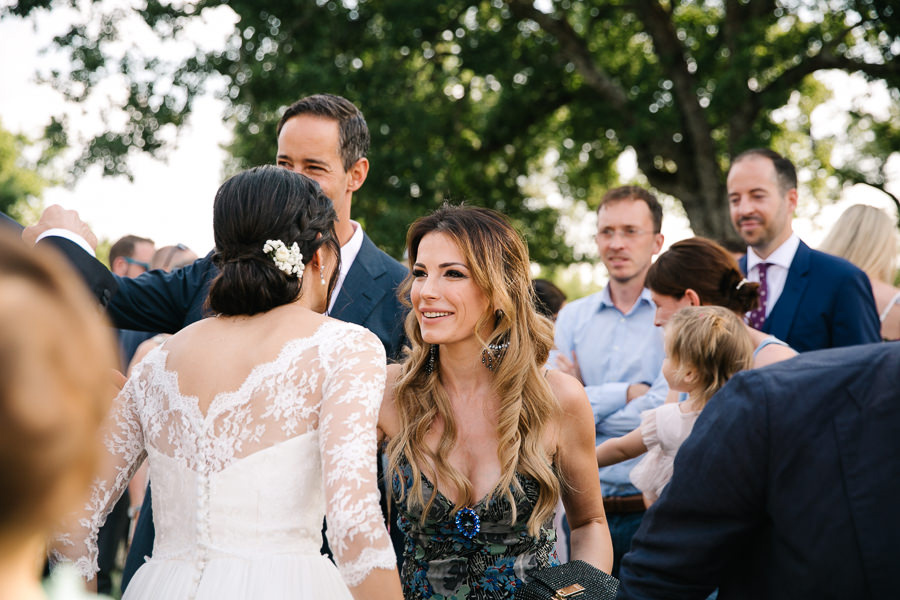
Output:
[6,0,900,262]
[0,119,46,223]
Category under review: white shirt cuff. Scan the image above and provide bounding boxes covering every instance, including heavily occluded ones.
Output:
[36,229,96,257]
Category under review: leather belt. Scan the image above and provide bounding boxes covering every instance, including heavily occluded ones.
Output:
[602,494,645,514]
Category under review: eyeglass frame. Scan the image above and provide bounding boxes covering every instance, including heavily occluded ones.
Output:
[123,256,151,272]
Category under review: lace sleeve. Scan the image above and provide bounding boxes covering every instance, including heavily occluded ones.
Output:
[50,359,148,580]
[318,325,396,587]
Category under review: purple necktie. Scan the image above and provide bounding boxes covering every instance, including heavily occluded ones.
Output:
[747,263,769,329]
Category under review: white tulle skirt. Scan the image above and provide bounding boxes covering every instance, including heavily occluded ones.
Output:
[123,553,353,600]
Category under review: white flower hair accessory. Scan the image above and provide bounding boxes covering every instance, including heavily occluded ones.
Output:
[263,239,304,278]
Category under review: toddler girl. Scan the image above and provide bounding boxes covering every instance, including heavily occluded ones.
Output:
[596,306,754,506]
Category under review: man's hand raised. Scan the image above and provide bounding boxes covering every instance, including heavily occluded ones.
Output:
[23,204,98,250]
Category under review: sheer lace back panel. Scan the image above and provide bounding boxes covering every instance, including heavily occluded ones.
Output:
[58,320,396,587]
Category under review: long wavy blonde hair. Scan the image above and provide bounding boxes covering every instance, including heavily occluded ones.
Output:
[820,204,898,284]
[387,205,560,536]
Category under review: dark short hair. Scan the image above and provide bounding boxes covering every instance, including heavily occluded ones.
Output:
[276,94,370,171]
[532,279,566,318]
[598,186,663,233]
[646,237,759,314]
[109,234,154,264]
[208,166,340,316]
[730,148,797,195]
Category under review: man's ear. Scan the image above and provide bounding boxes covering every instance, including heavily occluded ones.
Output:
[110,257,127,276]
[652,232,664,255]
[346,157,369,193]
[785,188,799,213]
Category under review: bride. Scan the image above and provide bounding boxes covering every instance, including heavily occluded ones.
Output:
[52,166,402,600]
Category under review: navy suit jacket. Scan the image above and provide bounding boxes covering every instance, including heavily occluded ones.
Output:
[739,240,880,351]
[618,342,900,599]
[2,211,119,307]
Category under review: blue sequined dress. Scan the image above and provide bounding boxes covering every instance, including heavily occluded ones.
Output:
[392,455,558,600]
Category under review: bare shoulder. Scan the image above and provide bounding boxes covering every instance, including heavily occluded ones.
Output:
[545,369,591,417]
[379,363,404,439]
[753,343,797,369]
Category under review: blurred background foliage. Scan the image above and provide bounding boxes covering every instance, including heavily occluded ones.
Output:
[4,0,900,264]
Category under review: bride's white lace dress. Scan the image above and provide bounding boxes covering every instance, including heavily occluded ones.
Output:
[54,320,396,599]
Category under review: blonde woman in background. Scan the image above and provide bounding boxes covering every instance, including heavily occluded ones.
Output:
[380,205,612,599]
[0,231,119,600]
[820,204,900,340]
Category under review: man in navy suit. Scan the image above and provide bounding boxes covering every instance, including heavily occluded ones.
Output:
[25,94,409,589]
[727,148,880,351]
[27,94,407,358]
[617,342,900,598]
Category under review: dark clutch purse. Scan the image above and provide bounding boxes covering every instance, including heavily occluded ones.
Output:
[514,560,620,600]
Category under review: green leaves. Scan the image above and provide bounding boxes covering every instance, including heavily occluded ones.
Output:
[6,0,900,262]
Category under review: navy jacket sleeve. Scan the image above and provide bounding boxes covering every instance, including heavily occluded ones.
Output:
[106,257,217,332]
[39,236,118,309]
[617,372,769,599]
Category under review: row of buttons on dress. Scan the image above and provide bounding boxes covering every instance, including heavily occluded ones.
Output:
[190,470,211,599]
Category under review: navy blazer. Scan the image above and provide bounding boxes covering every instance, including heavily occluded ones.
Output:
[105,231,408,359]
[739,240,880,351]
[618,342,900,599]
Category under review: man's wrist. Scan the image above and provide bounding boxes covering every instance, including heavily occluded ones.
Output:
[36,229,97,257]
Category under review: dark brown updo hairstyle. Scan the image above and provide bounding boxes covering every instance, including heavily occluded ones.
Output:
[0,230,117,540]
[208,165,340,316]
[646,237,760,314]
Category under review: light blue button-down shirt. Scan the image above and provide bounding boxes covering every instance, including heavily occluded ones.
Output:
[550,286,667,496]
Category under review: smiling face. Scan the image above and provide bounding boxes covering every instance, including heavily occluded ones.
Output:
[276,114,368,244]
[727,155,796,258]
[595,199,664,285]
[410,232,491,347]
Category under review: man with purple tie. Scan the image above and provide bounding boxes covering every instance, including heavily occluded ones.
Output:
[727,149,880,351]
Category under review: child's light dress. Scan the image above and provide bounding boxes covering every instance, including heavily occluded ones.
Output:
[629,402,700,503]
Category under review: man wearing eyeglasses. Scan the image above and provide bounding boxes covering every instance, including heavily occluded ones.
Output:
[549,185,667,577]
[109,234,155,277]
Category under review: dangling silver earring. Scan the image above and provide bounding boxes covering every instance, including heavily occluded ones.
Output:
[320,264,326,286]
[481,340,509,372]
[425,344,438,375]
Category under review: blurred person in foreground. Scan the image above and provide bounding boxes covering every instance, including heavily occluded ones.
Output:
[50,166,402,600]
[617,341,900,599]
[819,203,900,341]
[0,230,118,600]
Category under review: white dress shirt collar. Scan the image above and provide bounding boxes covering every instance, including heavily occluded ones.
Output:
[327,220,364,314]
[746,233,800,318]
[746,232,800,273]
